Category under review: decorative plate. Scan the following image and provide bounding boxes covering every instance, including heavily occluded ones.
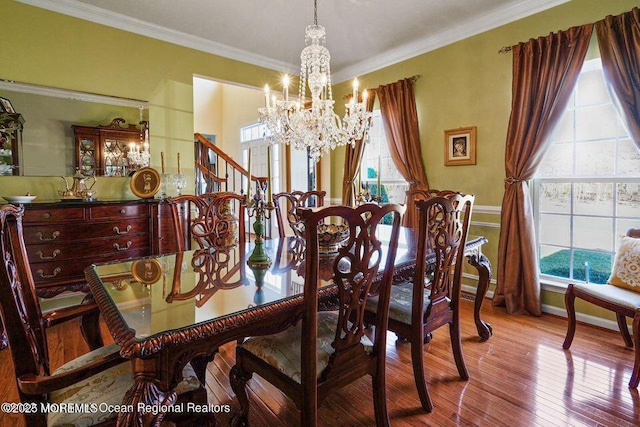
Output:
[130,167,161,199]
[3,195,37,204]
[131,258,163,285]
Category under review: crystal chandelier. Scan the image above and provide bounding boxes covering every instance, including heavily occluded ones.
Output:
[127,106,151,170]
[258,0,372,161]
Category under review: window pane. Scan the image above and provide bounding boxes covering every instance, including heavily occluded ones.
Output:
[573,216,613,251]
[539,245,571,280]
[617,183,640,218]
[538,143,573,176]
[551,109,574,143]
[575,141,615,175]
[539,213,570,246]
[574,182,613,216]
[576,104,618,141]
[539,182,571,213]
[572,250,611,284]
[617,219,638,246]
[617,139,640,176]
[576,69,609,106]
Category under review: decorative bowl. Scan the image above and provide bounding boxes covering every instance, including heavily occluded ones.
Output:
[317,223,349,254]
[3,195,37,204]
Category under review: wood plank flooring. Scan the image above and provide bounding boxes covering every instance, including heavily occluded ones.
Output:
[1,299,639,426]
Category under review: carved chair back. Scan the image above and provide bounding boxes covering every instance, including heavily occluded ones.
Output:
[167,192,246,252]
[273,190,326,238]
[0,205,51,393]
[415,192,474,320]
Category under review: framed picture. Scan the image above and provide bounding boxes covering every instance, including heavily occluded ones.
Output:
[444,126,476,166]
[0,97,15,114]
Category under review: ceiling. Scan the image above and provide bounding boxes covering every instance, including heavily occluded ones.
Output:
[21,0,569,83]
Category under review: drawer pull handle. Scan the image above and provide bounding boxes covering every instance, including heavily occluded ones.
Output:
[43,212,51,219]
[36,249,61,260]
[113,225,132,235]
[37,267,61,279]
[36,231,60,241]
[120,208,126,214]
[114,241,132,251]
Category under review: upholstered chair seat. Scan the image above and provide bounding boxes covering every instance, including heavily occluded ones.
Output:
[240,311,374,383]
[367,281,435,325]
[47,343,201,427]
[570,282,640,310]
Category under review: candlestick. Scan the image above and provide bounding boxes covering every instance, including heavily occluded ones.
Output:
[377,155,382,197]
[283,75,289,101]
[177,153,181,174]
[352,78,359,101]
[161,152,165,174]
[247,148,252,195]
[267,145,272,203]
[264,84,270,108]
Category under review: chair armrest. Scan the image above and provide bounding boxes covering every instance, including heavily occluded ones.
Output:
[42,301,100,328]
[17,349,126,395]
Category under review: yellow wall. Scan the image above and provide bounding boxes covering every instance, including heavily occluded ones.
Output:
[1,0,637,321]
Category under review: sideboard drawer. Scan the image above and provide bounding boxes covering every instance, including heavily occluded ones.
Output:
[27,234,151,263]
[22,217,150,244]
[90,203,150,219]
[23,207,85,223]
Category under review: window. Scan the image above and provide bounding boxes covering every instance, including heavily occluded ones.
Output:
[533,59,640,285]
[360,110,408,204]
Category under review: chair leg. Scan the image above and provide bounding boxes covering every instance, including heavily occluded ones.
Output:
[563,285,577,350]
[229,364,252,427]
[616,313,633,348]
[372,365,390,427]
[630,313,640,389]
[449,320,469,381]
[80,310,104,351]
[410,336,433,412]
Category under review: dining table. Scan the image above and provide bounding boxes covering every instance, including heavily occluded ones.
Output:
[85,226,492,426]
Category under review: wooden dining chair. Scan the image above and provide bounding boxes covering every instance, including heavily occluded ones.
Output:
[364,191,475,412]
[167,191,246,251]
[0,204,211,426]
[563,228,640,388]
[0,204,104,352]
[273,190,326,238]
[229,202,406,427]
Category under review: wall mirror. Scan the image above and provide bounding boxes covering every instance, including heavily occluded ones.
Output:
[0,80,148,177]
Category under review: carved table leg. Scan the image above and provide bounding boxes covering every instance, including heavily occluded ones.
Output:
[466,253,493,341]
[118,375,177,427]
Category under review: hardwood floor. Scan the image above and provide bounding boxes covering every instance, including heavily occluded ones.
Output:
[1,299,639,426]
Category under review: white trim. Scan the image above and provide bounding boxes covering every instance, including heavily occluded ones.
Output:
[541,303,625,333]
[0,80,149,109]
[470,220,500,229]
[474,205,501,215]
[19,0,569,84]
[18,0,294,73]
[333,0,570,82]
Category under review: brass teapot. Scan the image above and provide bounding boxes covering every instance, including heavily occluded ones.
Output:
[59,169,97,199]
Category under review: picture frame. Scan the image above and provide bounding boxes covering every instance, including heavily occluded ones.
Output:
[444,126,476,166]
[130,167,161,198]
[0,97,15,114]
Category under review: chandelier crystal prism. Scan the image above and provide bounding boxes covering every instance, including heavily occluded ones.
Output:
[258,0,372,161]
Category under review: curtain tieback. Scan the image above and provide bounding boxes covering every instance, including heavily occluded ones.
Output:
[505,177,525,184]
[409,180,421,188]
[345,179,354,184]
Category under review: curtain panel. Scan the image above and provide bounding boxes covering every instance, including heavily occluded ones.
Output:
[596,7,640,149]
[376,78,429,228]
[342,93,376,206]
[494,24,593,315]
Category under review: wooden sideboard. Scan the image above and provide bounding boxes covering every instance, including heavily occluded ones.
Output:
[20,199,178,298]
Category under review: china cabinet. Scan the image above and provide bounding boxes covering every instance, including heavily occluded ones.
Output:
[0,112,24,176]
[73,118,147,177]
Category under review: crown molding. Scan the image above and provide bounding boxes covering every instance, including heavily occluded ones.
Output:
[17,0,297,73]
[19,0,568,84]
[0,80,149,108]
[332,0,570,82]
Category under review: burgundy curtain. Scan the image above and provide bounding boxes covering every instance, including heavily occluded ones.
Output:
[494,24,593,315]
[377,77,429,228]
[342,93,375,206]
[596,7,640,149]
